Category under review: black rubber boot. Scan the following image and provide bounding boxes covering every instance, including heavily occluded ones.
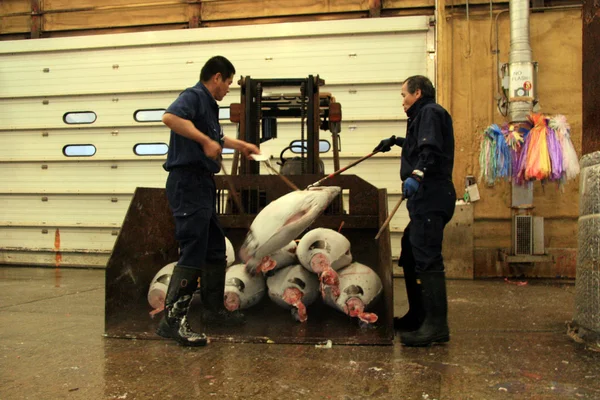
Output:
[201,266,246,327]
[394,264,424,332]
[156,265,207,347]
[394,227,424,332]
[400,271,449,347]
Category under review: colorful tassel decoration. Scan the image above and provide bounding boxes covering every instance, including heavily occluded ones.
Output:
[479,125,498,186]
[549,114,580,181]
[546,123,563,181]
[496,125,512,179]
[524,114,551,181]
[514,126,531,186]
[506,124,524,151]
[478,113,579,186]
[479,124,512,185]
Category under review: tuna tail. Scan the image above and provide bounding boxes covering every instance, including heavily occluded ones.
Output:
[244,259,261,276]
[258,256,278,273]
[224,292,241,311]
[358,312,378,324]
[291,302,308,323]
[319,267,340,300]
[283,287,307,322]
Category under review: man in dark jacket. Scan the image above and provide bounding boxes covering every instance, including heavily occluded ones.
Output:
[157,56,260,346]
[374,75,456,347]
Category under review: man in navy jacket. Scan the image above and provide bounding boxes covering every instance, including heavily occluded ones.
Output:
[374,75,456,347]
[158,56,259,346]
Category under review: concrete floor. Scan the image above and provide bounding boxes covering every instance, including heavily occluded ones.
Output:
[1,267,599,400]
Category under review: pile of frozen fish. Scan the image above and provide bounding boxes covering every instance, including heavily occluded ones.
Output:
[148,186,383,325]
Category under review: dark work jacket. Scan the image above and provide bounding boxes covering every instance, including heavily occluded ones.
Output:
[163,82,224,173]
[400,97,454,182]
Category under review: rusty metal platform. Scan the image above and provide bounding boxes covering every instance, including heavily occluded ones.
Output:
[104,175,393,345]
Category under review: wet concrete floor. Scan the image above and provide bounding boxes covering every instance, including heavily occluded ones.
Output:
[1,267,599,399]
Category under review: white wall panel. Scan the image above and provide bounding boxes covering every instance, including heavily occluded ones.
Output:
[0,84,404,130]
[0,127,171,162]
[335,121,406,155]
[0,156,404,195]
[391,233,402,260]
[0,32,428,97]
[0,250,109,268]
[0,160,167,194]
[0,194,131,226]
[0,92,177,130]
[0,121,405,162]
[0,16,433,267]
[0,16,430,54]
[0,227,117,252]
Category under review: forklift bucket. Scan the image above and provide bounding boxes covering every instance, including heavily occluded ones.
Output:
[105,174,394,345]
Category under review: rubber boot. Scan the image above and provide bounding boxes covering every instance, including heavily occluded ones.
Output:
[156,265,208,347]
[201,265,246,327]
[394,228,424,332]
[394,263,424,332]
[400,271,449,347]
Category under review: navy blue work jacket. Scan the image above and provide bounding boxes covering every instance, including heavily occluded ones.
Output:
[163,82,224,174]
[400,97,454,182]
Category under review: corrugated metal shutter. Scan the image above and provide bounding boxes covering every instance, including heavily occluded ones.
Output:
[0,16,434,267]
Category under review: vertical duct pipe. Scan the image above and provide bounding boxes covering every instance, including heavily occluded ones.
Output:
[508,0,534,123]
[508,0,535,207]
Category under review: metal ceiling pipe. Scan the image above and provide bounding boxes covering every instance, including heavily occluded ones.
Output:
[508,0,535,123]
[509,0,532,64]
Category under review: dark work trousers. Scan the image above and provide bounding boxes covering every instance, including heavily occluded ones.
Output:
[403,179,456,273]
[165,167,227,270]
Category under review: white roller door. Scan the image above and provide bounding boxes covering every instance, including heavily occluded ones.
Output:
[0,16,434,267]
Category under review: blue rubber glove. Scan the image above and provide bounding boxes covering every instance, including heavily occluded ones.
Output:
[402,177,420,198]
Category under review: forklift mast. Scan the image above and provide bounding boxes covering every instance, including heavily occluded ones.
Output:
[228,76,342,176]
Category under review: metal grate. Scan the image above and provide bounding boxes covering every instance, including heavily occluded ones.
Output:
[514,215,533,255]
[323,193,343,215]
[216,188,267,215]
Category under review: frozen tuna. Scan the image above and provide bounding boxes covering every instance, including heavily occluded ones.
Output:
[147,261,176,317]
[224,264,266,311]
[246,240,298,275]
[225,236,235,267]
[239,186,341,264]
[323,262,383,324]
[266,264,319,322]
[147,237,235,316]
[297,228,352,299]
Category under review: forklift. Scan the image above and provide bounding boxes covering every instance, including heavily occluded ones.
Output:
[222,75,342,214]
[104,76,395,345]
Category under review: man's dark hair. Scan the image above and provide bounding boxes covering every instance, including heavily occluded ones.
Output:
[403,75,436,99]
[200,56,236,82]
